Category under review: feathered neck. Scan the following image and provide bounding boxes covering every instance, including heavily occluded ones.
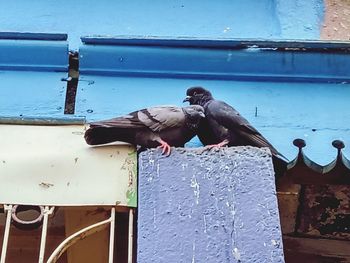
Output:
[183,111,202,131]
[197,94,213,106]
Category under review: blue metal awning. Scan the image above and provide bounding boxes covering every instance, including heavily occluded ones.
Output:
[0,33,69,118]
[79,36,350,81]
[76,37,350,164]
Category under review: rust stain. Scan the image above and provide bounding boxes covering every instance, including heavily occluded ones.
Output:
[298,185,350,240]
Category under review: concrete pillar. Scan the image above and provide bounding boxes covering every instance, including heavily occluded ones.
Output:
[138,147,284,263]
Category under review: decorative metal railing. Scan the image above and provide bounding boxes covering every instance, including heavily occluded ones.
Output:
[286,139,350,184]
[0,205,134,263]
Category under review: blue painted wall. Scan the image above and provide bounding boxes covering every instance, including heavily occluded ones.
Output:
[75,75,350,165]
[0,0,323,50]
[75,40,350,165]
[0,71,67,117]
[275,0,324,39]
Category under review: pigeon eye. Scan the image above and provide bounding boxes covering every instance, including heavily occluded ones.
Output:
[193,92,197,96]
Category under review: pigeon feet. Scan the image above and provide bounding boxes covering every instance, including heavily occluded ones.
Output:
[157,139,172,156]
[205,139,229,150]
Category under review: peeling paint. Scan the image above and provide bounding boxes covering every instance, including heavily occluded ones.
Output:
[191,242,196,263]
[233,247,241,261]
[298,185,350,239]
[122,150,137,207]
[190,174,200,205]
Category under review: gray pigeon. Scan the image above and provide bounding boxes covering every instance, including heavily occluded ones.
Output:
[84,105,205,155]
[184,87,287,177]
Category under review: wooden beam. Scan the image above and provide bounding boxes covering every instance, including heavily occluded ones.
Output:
[283,235,350,262]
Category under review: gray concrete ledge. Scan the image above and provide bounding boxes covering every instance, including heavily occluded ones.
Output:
[138,146,284,263]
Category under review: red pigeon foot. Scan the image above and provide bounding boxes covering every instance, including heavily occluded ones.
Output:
[157,139,172,156]
[205,139,229,150]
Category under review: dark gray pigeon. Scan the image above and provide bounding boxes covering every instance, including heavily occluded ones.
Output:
[184,86,287,177]
[84,105,205,155]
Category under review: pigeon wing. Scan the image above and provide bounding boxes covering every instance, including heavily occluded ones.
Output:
[88,110,146,129]
[89,106,185,131]
[137,105,186,132]
[207,100,281,155]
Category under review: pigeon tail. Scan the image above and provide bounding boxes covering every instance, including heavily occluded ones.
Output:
[84,126,133,145]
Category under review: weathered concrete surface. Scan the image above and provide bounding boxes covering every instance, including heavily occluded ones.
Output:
[138,147,284,263]
[321,0,350,40]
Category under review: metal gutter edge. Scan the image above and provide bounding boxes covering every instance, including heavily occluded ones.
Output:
[0,116,86,125]
[0,32,68,41]
[81,36,350,51]
[79,44,350,82]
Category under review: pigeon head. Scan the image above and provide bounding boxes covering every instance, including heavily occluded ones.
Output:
[183,86,213,106]
[182,105,205,131]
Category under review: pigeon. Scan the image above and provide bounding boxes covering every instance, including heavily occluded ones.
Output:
[183,86,287,177]
[84,105,205,155]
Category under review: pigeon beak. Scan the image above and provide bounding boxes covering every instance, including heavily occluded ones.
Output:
[183,96,191,103]
[199,112,205,118]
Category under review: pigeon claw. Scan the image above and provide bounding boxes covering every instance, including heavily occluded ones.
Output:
[205,139,229,150]
[157,140,172,156]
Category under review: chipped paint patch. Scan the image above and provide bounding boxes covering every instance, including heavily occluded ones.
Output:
[233,247,241,261]
[39,182,54,188]
[122,150,137,207]
[190,174,200,205]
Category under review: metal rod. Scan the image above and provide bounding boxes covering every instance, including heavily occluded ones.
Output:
[128,209,134,263]
[108,207,116,263]
[1,205,13,263]
[47,216,112,263]
[38,206,55,263]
